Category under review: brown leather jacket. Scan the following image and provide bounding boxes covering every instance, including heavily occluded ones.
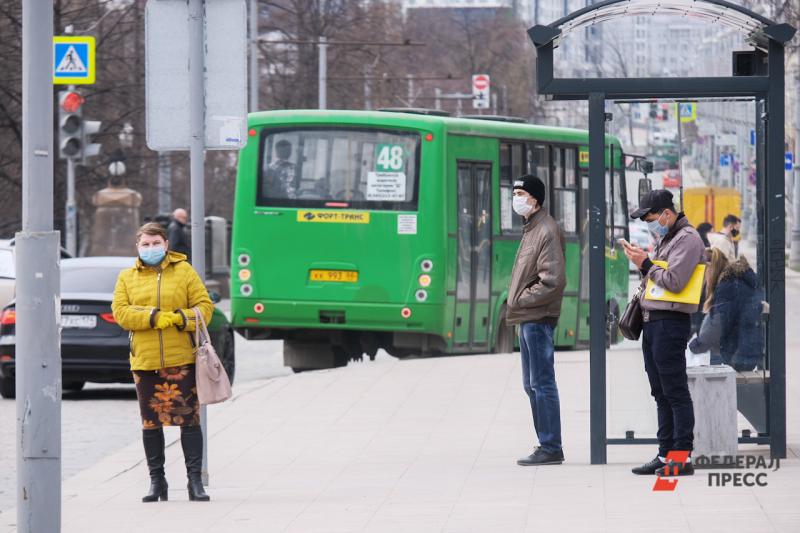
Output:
[506,209,567,325]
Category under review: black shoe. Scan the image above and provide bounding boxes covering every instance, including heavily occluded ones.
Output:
[181,426,211,502]
[142,429,168,502]
[517,447,564,466]
[656,461,694,477]
[631,456,664,475]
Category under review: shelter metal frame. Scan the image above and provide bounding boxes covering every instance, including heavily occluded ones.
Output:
[527,0,796,464]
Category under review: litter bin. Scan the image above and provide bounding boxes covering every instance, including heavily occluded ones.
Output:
[687,365,738,458]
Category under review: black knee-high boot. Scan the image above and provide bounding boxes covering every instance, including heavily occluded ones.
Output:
[142,428,168,502]
[181,425,210,501]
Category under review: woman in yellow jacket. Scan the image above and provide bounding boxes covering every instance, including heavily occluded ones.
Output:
[112,222,214,503]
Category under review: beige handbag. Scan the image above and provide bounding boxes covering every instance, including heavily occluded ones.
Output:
[193,307,232,405]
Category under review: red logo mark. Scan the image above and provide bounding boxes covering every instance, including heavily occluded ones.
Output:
[652,451,690,492]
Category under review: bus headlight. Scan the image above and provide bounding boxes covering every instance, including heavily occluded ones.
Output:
[421,259,433,272]
[238,269,251,282]
[401,307,412,319]
[238,253,251,266]
[418,274,431,287]
[415,289,428,302]
[240,284,253,296]
[253,303,264,313]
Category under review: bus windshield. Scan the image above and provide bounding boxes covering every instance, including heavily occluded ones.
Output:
[258,128,420,210]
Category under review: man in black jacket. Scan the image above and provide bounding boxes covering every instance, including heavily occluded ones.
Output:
[168,208,191,260]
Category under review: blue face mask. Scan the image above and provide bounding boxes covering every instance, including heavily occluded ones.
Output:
[647,213,669,237]
[138,246,167,266]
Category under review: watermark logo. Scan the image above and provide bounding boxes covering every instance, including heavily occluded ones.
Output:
[652,451,689,492]
[651,453,780,492]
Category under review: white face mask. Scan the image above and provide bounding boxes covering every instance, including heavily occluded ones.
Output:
[512,195,534,217]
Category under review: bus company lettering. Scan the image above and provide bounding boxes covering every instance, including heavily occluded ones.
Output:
[297,210,371,224]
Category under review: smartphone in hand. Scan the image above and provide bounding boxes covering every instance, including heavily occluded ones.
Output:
[617,238,633,249]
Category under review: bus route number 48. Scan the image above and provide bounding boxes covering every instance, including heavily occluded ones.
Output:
[376,144,404,172]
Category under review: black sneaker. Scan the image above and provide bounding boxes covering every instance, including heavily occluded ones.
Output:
[656,461,694,477]
[517,447,564,466]
[631,457,664,475]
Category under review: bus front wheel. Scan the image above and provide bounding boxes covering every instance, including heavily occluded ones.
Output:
[492,309,515,354]
[606,300,620,348]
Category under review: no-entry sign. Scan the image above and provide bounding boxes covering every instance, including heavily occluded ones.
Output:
[472,74,490,110]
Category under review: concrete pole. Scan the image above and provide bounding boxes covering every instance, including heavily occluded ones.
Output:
[491,92,498,115]
[318,36,327,110]
[188,0,209,484]
[17,0,61,531]
[157,152,172,214]
[789,71,800,270]
[249,0,258,113]
[406,74,414,107]
[65,157,77,256]
[363,65,372,110]
[434,88,441,110]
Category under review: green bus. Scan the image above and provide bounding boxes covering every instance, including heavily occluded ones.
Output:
[231,110,630,371]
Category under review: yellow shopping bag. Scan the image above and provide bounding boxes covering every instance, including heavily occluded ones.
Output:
[644,260,706,305]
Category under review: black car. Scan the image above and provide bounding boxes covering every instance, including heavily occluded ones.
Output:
[0,256,235,399]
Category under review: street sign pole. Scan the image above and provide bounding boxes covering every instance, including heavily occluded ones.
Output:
[66,157,76,256]
[676,104,684,207]
[188,0,209,483]
[18,0,62,531]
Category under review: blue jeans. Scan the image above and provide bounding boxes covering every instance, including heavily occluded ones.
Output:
[519,322,562,453]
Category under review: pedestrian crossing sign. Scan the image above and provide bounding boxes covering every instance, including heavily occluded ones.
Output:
[53,36,95,85]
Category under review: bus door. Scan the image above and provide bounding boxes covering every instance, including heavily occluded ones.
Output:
[550,146,581,347]
[454,161,492,349]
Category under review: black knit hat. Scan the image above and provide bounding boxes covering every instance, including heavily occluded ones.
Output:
[513,175,546,207]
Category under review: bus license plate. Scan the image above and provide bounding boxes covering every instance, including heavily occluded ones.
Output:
[309,270,358,283]
[61,315,97,329]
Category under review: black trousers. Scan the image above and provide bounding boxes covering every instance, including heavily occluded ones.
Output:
[642,318,694,457]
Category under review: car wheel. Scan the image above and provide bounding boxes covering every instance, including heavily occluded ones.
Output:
[63,381,85,393]
[221,329,235,386]
[0,375,15,399]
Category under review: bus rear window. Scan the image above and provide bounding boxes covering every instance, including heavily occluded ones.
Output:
[257,128,420,210]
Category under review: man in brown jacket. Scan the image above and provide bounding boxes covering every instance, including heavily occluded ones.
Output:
[624,189,705,477]
[507,175,567,466]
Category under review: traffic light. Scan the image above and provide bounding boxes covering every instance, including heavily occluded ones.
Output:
[58,90,84,159]
[649,103,658,119]
[81,119,102,163]
[57,90,102,162]
[661,108,669,121]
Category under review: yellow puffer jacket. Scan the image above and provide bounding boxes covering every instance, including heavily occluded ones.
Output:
[112,251,214,371]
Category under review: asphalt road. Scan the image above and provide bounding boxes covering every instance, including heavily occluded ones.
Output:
[0,332,291,512]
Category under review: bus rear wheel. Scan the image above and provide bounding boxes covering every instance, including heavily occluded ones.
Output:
[284,339,348,373]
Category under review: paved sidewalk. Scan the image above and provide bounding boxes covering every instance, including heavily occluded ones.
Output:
[2,346,798,533]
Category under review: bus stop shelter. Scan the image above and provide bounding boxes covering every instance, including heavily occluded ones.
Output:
[528,0,796,463]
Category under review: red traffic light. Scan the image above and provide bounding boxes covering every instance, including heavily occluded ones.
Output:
[60,91,84,113]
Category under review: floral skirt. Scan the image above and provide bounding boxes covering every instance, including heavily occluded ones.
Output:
[133,364,201,429]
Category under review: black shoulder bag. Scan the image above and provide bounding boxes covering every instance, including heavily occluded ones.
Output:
[619,283,644,341]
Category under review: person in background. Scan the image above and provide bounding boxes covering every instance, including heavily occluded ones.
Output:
[506,175,567,467]
[696,222,713,248]
[708,214,740,262]
[265,139,297,199]
[623,189,705,478]
[692,222,714,334]
[688,248,764,370]
[168,208,192,260]
[112,222,214,503]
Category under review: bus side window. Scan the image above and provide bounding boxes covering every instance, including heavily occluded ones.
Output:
[500,142,525,235]
[552,147,564,189]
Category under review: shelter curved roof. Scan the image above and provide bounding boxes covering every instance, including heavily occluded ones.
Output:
[539,0,793,51]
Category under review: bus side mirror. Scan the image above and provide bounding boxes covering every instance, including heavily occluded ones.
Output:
[638,178,652,202]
